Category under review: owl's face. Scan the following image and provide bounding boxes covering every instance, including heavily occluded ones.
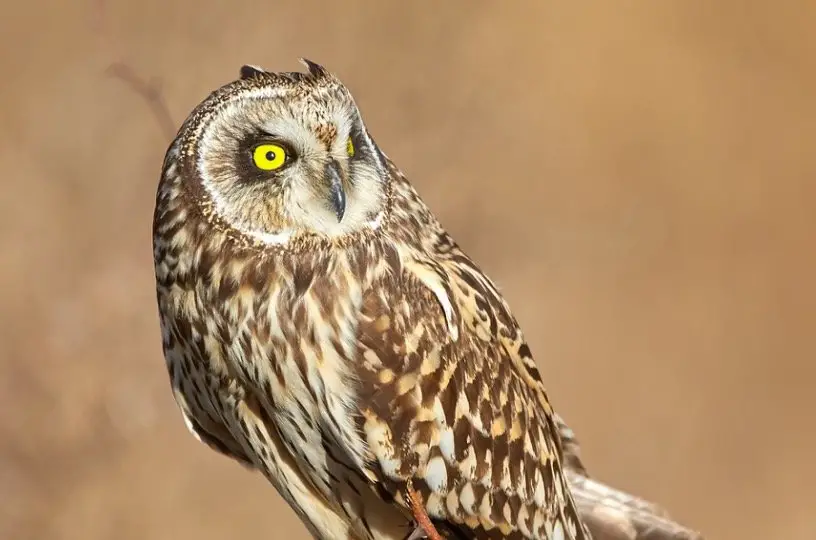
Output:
[177,61,389,247]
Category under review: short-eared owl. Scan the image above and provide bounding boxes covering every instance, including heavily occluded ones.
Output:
[153,60,703,540]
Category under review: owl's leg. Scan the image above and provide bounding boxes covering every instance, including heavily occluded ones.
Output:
[405,480,443,540]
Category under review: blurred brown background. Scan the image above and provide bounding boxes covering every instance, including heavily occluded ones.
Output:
[2,1,815,539]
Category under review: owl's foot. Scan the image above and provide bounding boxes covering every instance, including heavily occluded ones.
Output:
[403,525,428,540]
[405,480,442,540]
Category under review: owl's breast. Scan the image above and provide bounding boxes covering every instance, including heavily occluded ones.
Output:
[233,248,397,479]
[156,225,410,526]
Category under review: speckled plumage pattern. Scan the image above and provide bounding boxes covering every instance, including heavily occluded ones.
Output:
[153,60,703,540]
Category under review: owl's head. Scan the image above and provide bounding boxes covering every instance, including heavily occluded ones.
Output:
[166,60,389,247]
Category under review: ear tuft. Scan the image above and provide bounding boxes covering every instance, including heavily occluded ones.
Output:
[299,58,330,79]
[240,65,267,80]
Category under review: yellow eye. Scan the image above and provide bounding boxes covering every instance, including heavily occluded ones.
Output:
[346,137,355,157]
[252,143,288,171]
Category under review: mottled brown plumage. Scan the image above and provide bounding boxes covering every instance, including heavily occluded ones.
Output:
[152,60,703,540]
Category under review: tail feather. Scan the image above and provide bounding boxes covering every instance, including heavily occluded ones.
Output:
[555,414,705,540]
[567,471,704,540]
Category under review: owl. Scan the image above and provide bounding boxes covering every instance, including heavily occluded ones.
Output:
[152,60,703,540]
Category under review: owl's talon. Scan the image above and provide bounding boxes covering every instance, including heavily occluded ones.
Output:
[403,524,428,540]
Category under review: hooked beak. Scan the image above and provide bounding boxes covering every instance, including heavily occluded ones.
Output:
[325,159,346,222]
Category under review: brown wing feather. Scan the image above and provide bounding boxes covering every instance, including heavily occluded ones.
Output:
[355,236,588,540]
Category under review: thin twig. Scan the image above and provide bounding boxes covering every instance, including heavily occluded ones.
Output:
[105,62,177,141]
[92,0,176,141]
[405,480,443,540]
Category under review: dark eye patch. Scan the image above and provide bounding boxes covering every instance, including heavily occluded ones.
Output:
[348,124,370,161]
[234,131,297,182]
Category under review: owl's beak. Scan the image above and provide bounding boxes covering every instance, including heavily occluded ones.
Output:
[325,159,346,222]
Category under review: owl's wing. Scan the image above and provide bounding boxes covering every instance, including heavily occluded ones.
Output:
[555,415,704,540]
[355,238,587,539]
[553,414,590,477]
[179,404,256,469]
[163,332,257,470]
